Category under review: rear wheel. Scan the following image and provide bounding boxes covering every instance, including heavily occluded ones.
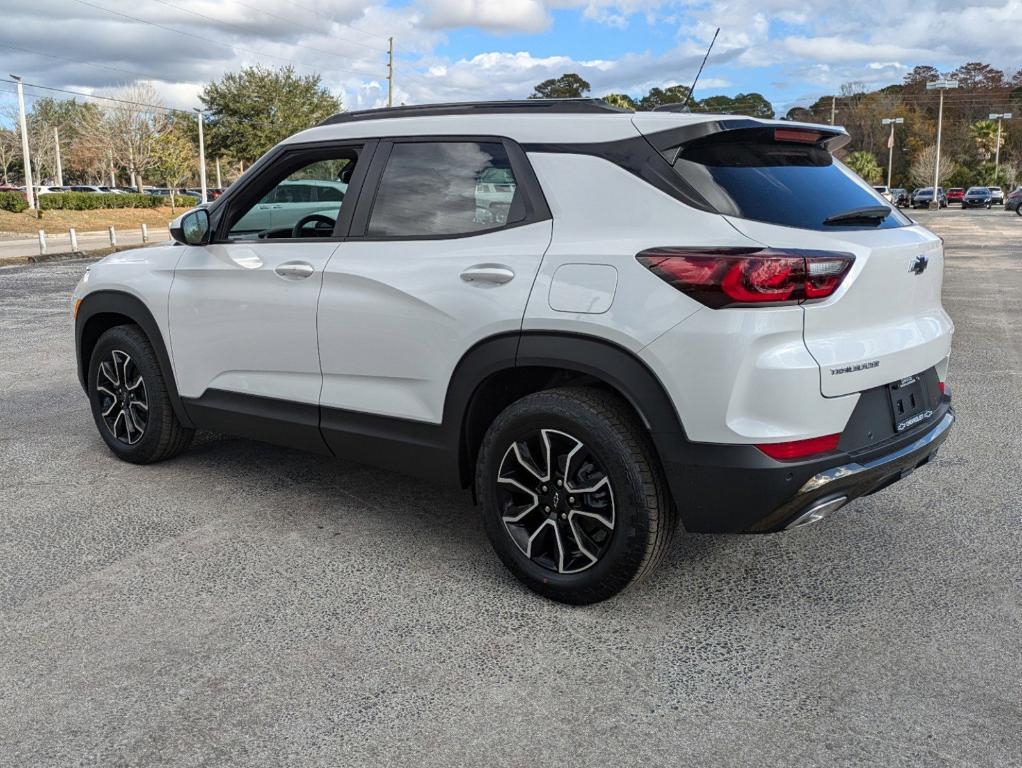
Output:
[475,387,676,604]
[88,325,193,464]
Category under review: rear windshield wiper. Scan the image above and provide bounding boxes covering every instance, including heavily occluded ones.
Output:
[822,205,892,226]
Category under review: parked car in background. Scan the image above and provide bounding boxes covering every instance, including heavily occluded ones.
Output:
[1005,186,1022,213]
[988,187,1004,206]
[912,187,947,208]
[23,185,68,196]
[946,188,965,205]
[873,185,893,202]
[890,188,910,207]
[67,185,106,193]
[147,187,200,204]
[962,187,994,209]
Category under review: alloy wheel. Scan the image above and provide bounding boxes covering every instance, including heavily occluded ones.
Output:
[496,428,615,574]
[95,349,149,445]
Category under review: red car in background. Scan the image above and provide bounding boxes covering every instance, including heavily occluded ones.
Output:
[946,188,965,205]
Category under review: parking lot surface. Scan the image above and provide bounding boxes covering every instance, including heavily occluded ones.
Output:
[1,209,1020,767]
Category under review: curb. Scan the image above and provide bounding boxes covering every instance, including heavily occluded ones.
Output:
[0,248,112,268]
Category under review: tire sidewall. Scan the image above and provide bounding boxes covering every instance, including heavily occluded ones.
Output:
[477,396,653,600]
[87,326,168,461]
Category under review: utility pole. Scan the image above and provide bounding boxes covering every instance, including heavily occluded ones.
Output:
[53,126,63,187]
[830,95,836,125]
[194,107,207,204]
[11,74,35,211]
[387,37,394,107]
[108,149,116,188]
[881,117,904,189]
[926,79,958,209]
[215,157,222,190]
[989,112,1013,177]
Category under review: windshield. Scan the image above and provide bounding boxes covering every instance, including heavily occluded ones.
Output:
[670,133,910,231]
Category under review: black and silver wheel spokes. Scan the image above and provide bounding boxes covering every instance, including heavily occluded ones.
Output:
[96,349,148,445]
[496,428,615,574]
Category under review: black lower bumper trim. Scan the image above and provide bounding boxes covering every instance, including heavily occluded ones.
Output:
[655,396,954,534]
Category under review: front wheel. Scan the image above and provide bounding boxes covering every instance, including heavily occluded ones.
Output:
[88,325,194,464]
[475,387,676,604]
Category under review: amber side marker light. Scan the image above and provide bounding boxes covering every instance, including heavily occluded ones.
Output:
[73,298,83,320]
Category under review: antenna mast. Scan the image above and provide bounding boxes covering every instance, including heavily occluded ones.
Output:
[681,27,720,110]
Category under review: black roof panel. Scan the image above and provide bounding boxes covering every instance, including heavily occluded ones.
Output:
[318,98,630,126]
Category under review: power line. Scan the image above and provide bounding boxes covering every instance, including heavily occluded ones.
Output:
[1,78,186,113]
[282,0,395,44]
[1,44,166,84]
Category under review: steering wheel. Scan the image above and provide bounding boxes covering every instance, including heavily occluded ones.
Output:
[292,214,336,238]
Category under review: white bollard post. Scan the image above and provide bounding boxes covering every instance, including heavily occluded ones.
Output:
[69,228,79,253]
[108,226,117,248]
[38,229,46,255]
[141,223,149,243]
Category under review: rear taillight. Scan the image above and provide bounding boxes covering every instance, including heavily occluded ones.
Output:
[756,434,841,461]
[637,248,855,309]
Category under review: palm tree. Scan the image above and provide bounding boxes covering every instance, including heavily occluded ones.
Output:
[845,151,883,184]
[971,119,1000,161]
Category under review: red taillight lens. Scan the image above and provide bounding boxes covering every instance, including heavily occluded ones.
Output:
[637,248,854,309]
[756,434,841,461]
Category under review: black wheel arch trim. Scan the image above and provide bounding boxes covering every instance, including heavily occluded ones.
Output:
[75,290,194,428]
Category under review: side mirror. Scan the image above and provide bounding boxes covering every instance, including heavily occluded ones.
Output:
[170,208,210,246]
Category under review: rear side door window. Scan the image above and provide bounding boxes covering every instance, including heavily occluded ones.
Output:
[366,141,524,238]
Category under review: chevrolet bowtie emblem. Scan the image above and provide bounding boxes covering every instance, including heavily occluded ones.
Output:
[910,255,929,275]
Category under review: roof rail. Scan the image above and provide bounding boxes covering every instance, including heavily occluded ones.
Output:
[318,98,629,126]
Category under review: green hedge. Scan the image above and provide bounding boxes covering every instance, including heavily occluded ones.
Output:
[0,191,29,213]
[38,192,195,211]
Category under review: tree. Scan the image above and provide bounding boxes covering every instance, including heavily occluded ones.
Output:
[950,62,1005,90]
[971,119,1001,160]
[153,122,196,214]
[638,85,690,111]
[530,73,591,99]
[79,82,170,191]
[910,145,957,187]
[200,65,341,164]
[845,151,883,183]
[903,65,940,90]
[601,93,637,110]
[697,92,774,118]
[784,106,813,122]
[0,129,19,185]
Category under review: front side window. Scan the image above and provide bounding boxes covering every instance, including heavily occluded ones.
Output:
[229,155,354,240]
[367,141,522,237]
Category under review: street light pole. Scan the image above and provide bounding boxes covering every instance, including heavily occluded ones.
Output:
[54,126,64,187]
[989,112,1013,177]
[926,79,958,209]
[11,74,35,211]
[881,117,904,189]
[194,107,207,204]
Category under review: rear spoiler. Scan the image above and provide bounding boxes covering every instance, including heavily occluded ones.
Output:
[637,118,851,163]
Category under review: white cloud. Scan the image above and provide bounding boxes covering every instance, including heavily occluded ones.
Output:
[420,0,551,32]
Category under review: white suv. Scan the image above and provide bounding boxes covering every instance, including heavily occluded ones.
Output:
[72,99,955,603]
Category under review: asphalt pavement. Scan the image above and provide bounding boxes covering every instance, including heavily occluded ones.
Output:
[0,208,1019,767]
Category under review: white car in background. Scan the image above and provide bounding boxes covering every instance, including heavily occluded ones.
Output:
[231,178,348,236]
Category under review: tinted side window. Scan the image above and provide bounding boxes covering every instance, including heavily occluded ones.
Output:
[368,142,521,237]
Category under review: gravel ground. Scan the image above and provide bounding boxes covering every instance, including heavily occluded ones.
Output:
[1,208,1020,767]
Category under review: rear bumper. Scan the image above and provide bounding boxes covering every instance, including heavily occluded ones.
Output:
[655,397,954,534]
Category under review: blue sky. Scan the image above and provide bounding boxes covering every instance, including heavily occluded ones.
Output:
[2,0,1020,120]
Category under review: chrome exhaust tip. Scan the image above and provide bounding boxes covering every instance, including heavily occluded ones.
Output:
[786,496,848,530]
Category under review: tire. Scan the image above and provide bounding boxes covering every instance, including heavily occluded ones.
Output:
[475,387,676,604]
[87,325,194,464]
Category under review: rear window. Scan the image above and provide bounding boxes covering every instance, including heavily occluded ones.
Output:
[671,131,910,231]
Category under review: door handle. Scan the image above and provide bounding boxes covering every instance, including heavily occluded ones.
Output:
[275,261,315,279]
[460,264,515,285]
